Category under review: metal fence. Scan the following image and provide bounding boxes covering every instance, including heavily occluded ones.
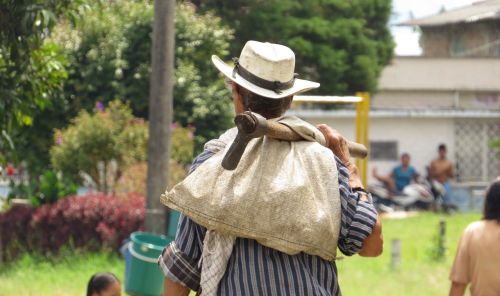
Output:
[455,119,500,182]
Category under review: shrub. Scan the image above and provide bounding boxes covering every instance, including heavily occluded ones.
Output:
[0,193,144,262]
[7,170,78,206]
[50,100,148,192]
[0,204,35,261]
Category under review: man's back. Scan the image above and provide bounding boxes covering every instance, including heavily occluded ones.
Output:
[159,150,378,295]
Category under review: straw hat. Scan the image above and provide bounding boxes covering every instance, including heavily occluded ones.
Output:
[212,40,320,99]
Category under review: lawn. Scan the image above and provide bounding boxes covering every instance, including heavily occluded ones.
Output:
[337,212,480,295]
[0,251,124,296]
[0,212,479,296]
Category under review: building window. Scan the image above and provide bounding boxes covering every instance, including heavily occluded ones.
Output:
[450,34,465,56]
[370,141,398,161]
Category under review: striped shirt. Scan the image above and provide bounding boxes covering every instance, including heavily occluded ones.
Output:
[159,149,378,295]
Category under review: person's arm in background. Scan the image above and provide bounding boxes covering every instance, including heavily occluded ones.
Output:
[317,124,383,257]
[448,161,455,180]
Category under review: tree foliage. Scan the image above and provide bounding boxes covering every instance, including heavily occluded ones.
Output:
[56,0,235,150]
[0,0,86,160]
[196,0,394,95]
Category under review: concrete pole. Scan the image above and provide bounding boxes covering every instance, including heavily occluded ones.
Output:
[145,0,175,234]
[391,239,401,270]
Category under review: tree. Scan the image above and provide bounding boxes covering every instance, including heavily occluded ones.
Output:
[56,0,234,151]
[196,0,394,95]
[50,101,149,192]
[49,100,194,192]
[0,0,85,162]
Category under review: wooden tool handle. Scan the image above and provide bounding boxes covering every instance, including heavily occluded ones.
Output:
[266,121,368,159]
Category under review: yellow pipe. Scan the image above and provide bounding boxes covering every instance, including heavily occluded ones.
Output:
[355,92,370,187]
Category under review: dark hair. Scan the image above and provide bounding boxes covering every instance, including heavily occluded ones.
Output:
[237,86,292,119]
[438,144,447,151]
[401,153,410,159]
[484,179,500,222]
[87,272,119,296]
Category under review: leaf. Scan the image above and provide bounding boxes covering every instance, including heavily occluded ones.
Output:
[2,130,15,150]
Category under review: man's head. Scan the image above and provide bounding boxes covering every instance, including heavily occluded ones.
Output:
[212,41,319,118]
[438,144,447,159]
[401,153,410,167]
[230,82,292,119]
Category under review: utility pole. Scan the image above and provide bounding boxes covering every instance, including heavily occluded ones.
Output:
[145,0,175,234]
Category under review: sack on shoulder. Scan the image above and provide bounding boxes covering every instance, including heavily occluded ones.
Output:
[161,116,342,261]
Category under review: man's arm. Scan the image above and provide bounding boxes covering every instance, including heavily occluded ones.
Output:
[317,124,383,257]
[164,279,189,296]
[359,217,383,257]
[448,161,455,179]
[349,165,383,257]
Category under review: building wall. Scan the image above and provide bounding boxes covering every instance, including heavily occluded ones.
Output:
[372,90,500,110]
[421,21,500,57]
[373,90,456,109]
[299,116,456,185]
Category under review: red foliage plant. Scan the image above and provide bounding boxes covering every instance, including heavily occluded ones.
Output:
[0,193,144,262]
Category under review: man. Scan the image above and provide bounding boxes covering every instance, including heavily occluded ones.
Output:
[159,41,382,296]
[429,144,454,205]
[372,153,419,193]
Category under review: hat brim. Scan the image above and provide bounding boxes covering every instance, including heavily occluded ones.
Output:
[212,55,320,99]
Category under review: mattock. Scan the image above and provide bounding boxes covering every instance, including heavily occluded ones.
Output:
[222,111,368,170]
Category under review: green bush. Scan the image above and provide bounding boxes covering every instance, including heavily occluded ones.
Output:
[7,170,78,207]
[50,100,148,192]
[50,100,194,193]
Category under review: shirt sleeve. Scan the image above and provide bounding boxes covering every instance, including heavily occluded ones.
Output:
[336,156,378,256]
[158,150,214,290]
[449,226,471,284]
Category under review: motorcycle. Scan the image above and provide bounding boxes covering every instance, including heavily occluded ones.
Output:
[369,178,446,212]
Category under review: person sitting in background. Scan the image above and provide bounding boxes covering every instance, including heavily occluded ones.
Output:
[449,178,500,296]
[372,153,419,194]
[428,144,454,205]
[87,272,121,296]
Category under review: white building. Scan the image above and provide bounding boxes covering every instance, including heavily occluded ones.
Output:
[289,57,500,185]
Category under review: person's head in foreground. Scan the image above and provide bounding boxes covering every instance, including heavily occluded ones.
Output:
[86,272,120,296]
[484,178,500,222]
[212,40,319,118]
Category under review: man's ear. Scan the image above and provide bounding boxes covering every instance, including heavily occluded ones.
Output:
[231,83,245,114]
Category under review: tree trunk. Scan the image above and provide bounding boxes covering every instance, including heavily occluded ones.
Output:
[145,0,175,234]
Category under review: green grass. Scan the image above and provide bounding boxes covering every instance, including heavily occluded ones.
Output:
[0,213,479,296]
[337,212,480,295]
[0,251,124,296]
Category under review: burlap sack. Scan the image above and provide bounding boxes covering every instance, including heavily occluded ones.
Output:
[161,116,341,261]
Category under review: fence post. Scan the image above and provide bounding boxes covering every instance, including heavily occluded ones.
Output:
[391,239,401,270]
[438,219,446,259]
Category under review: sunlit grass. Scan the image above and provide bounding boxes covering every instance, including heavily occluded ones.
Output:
[338,212,480,295]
